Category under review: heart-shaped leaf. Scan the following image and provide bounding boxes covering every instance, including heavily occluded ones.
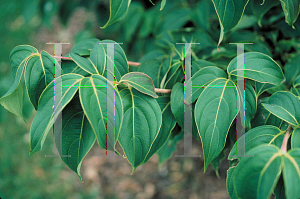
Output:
[30,74,83,155]
[227,52,284,85]
[120,72,158,98]
[262,91,300,126]
[118,87,162,171]
[195,78,238,171]
[79,74,123,150]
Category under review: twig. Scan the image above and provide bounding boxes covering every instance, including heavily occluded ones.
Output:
[281,125,292,153]
[154,88,172,93]
[52,56,141,67]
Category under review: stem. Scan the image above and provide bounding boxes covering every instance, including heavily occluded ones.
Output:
[281,125,292,153]
[52,56,141,67]
[154,88,172,93]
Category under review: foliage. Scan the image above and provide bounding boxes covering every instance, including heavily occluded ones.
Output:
[1,0,300,198]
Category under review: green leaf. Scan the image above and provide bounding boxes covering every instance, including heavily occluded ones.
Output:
[70,52,98,75]
[251,97,284,129]
[138,59,169,88]
[0,45,38,119]
[101,40,129,82]
[229,125,284,160]
[191,66,227,103]
[164,59,184,89]
[69,38,100,56]
[280,0,300,28]
[118,88,162,171]
[282,149,300,199]
[61,60,90,76]
[192,60,216,76]
[170,82,184,128]
[253,81,277,97]
[233,144,282,199]
[79,74,123,149]
[227,52,284,85]
[101,0,131,29]
[274,175,286,199]
[142,96,176,164]
[227,166,239,199]
[250,0,280,27]
[291,128,300,149]
[157,124,184,165]
[25,51,56,110]
[262,91,300,126]
[29,74,83,155]
[236,80,257,129]
[284,54,300,87]
[195,78,238,172]
[120,72,158,98]
[57,93,95,182]
[89,42,106,75]
[211,0,250,46]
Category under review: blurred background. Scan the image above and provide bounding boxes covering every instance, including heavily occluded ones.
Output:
[1,0,299,198]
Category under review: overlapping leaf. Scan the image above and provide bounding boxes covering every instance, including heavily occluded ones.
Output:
[0,45,38,119]
[79,74,123,150]
[118,88,162,171]
[280,0,300,28]
[120,72,158,98]
[25,51,56,110]
[233,144,282,199]
[195,78,238,171]
[291,128,300,148]
[250,0,280,27]
[228,52,284,85]
[211,0,250,46]
[262,91,300,126]
[57,93,96,182]
[228,125,284,160]
[30,74,83,154]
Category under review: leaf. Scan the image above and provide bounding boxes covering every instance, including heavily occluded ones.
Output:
[284,54,300,87]
[160,0,166,10]
[227,52,284,85]
[250,0,280,27]
[227,166,239,199]
[195,78,238,171]
[253,81,277,97]
[69,38,100,56]
[70,52,98,74]
[191,66,227,103]
[101,0,131,29]
[0,45,38,119]
[280,0,300,28]
[57,93,96,182]
[211,0,250,46]
[120,72,158,98]
[282,149,300,199]
[228,125,284,160]
[236,80,257,129]
[233,144,282,199]
[79,74,123,150]
[164,59,184,89]
[118,87,162,171]
[29,74,83,155]
[273,175,286,199]
[157,124,184,165]
[170,82,184,128]
[61,60,90,77]
[291,128,300,149]
[251,97,284,129]
[25,51,56,110]
[262,91,300,126]
[101,40,129,82]
[192,60,216,76]
[142,96,176,164]
[138,59,169,88]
